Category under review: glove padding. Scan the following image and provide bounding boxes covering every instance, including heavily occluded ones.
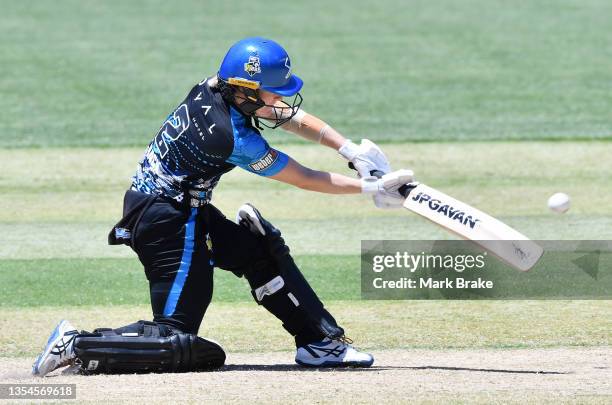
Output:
[361,169,415,209]
[339,139,391,178]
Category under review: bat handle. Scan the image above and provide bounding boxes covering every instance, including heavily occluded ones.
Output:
[369,170,413,198]
[346,163,415,198]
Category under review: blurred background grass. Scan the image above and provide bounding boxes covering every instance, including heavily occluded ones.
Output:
[1,0,610,147]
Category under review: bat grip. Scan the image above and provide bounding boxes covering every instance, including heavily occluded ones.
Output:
[348,163,413,198]
[369,170,412,198]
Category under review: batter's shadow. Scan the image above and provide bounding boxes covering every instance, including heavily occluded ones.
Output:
[220,364,379,372]
[221,364,569,374]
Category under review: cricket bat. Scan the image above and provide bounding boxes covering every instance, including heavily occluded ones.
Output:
[398,182,543,271]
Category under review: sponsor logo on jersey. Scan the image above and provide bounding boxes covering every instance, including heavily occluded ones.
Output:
[244,56,261,77]
[411,192,481,229]
[249,149,278,172]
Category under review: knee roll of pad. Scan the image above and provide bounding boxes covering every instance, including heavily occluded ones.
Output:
[73,320,225,374]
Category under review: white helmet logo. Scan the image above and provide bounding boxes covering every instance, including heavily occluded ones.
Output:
[244,56,261,77]
[284,57,292,79]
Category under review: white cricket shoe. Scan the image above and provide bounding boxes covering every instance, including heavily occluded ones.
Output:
[32,320,79,377]
[296,338,374,368]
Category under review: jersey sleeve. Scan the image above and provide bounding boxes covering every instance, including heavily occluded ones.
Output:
[227,131,289,176]
[226,106,289,176]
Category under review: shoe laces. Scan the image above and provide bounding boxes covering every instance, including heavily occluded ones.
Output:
[336,335,353,345]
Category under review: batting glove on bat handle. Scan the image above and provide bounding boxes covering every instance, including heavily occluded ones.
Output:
[350,164,414,198]
[348,163,391,181]
[370,170,413,198]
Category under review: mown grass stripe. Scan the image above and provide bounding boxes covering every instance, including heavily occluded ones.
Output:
[0,256,360,307]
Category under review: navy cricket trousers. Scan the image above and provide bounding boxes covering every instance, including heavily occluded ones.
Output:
[116,191,270,334]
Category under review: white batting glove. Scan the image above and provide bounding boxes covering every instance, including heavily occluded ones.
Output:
[339,139,392,178]
[361,169,415,209]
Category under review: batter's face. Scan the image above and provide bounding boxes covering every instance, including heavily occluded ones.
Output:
[258,89,283,105]
[255,89,283,119]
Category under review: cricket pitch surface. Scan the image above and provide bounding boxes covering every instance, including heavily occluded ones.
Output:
[2,347,610,403]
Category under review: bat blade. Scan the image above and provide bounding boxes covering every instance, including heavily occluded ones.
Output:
[402,183,543,271]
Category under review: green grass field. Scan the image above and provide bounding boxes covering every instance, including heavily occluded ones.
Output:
[1,142,610,353]
[1,0,611,148]
[1,1,611,402]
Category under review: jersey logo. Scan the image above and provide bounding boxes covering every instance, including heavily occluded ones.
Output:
[154,104,190,159]
[244,56,261,77]
[249,149,278,172]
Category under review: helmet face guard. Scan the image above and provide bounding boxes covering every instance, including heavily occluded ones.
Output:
[217,37,304,129]
[257,92,303,129]
[217,75,303,129]
[234,88,303,129]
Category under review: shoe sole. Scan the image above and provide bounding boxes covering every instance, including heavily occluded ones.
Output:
[295,358,374,368]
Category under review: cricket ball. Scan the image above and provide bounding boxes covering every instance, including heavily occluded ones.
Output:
[548,192,570,214]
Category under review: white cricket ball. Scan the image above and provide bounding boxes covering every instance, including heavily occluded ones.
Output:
[548,192,570,213]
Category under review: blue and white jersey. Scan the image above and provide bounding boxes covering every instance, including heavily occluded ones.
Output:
[131,77,289,202]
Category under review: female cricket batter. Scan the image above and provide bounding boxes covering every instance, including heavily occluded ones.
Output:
[33,37,413,376]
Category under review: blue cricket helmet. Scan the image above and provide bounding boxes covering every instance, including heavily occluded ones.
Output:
[218,37,303,96]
